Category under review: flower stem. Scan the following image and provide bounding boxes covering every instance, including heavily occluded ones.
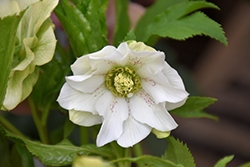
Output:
[133,143,144,167]
[110,142,124,167]
[80,126,88,145]
[28,97,49,144]
[0,114,25,138]
[124,147,131,167]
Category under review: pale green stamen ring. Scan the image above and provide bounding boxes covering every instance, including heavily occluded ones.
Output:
[106,66,141,98]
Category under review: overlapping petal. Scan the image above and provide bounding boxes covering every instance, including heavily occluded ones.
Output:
[57,83,107,114]
[131,89,178,132]
[117,115,151,148]
[69,110,102,127]
[140,66,189,104]
[95,91,128,147]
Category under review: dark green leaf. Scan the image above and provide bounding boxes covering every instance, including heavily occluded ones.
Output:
[111,155,182,167]
[113,0,130,46]
[3,127,114,166]
[214,155,234,167]
[138,1,227,45]
[135,0,185,40]
[16,144,34,167]
[0,129,11,167]
[170,96,218,120]
[123,29,136,42]
[162,136,195,167]
[0,12,24,109]
[54,0,108,57]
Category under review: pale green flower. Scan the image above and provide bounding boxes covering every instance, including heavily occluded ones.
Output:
[57,41,189,147]
[73,156,113,167]
[0,0,39,18]
[1,0,58,110]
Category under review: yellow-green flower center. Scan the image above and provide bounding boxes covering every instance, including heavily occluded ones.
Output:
[106,66,141,98]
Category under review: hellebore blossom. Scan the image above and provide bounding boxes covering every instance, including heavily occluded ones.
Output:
[57,41,189,147]
[1,0,58,110]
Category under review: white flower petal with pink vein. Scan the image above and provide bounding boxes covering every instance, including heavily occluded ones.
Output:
[141,66,189,104]
[95,91,128,147]
[117,115,151,148]
[131,90,178,132]
[69,110,102,127]
[57,83,107,114]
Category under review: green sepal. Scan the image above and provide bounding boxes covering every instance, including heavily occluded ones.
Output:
[170,96,218,121]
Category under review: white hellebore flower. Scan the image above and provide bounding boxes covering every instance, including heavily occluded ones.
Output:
[57,41,189,148]
[1,0,58,110]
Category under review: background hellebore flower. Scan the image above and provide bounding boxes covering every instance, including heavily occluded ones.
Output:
[57,41,189,148]
[0,0,39,18]
[1,0,58,110]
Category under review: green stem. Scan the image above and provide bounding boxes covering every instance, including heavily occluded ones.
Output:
[28,97,49,144]
[133,143,144,167]
[111,142,124,167]
[0,114,25,138]
[80,126,88,145]
[124,147,131,167]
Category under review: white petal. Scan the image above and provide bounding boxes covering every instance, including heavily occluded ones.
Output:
[166,97,188,111]
[162,62,186,89]
[140,67,189,104]
[117,42,130,56]
[69,109,102,127]
[131,90,178,132]
[95,91,128,147]
[66,74,105,93]
[117,115,151,148]
[57,83,107,114]
[71,45,117,75]
[128,49,165,73]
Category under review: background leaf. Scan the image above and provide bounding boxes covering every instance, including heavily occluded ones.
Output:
[170,96,218,120]
[162,136,195,167]
[135,0,185,40]
[0,13,23,109]
[54,0,108,57]
[214,155,234,167]
[3,127,114,166]
[136,1,227,45]
[113,0,130,46]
